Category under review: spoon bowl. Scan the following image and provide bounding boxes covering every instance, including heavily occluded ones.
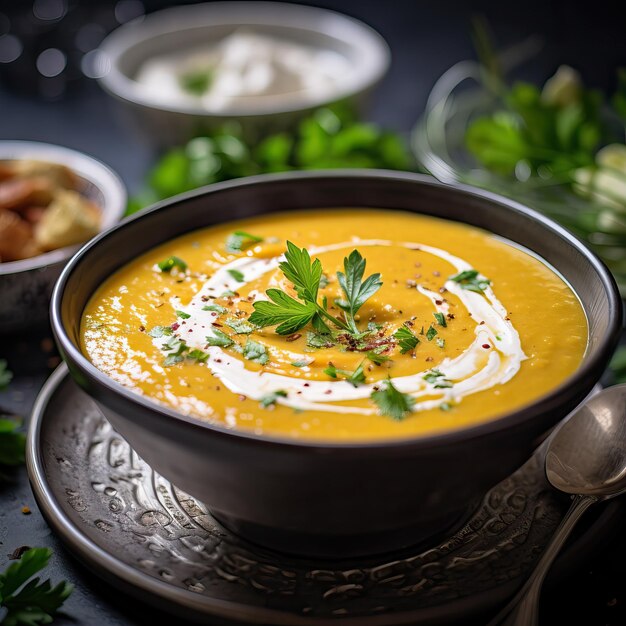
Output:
[491,382,626,626]
[546,384,626,496]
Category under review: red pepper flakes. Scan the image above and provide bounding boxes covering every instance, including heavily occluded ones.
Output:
[482,344,491,349]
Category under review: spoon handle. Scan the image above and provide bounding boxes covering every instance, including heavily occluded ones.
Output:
[488,493,598,626]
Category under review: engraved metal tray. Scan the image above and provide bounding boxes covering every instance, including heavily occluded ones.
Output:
[26,365,623,625]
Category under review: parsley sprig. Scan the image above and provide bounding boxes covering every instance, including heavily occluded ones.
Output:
[0,547,73,626]
[394,326,420,354]
[250,243,382,338]
[324,361,366,387]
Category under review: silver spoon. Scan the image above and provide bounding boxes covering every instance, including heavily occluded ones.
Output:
[488,383,626,626]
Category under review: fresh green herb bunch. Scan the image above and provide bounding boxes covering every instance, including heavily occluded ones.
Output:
[127,104,413,214]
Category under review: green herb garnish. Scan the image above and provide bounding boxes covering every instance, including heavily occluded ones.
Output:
[371,379,415,421]
[157,256,187,273]
[423,369,452,388]
[243,339,269,365]
[176,310,191,319]
[148,326,173,338]
[394,326,420,354]
[291,359,311,367]
[0,547,73,625]
[366,351,391,365]
[179,69,213,96]
[205,330,234,348]
[250,242,378,336]
[426,325,438,341]
[226,231,264,253]
[225,318,256,334]
[306,330,335,349]
[0,417,25,467]
[436,337,446,348]
[450,269,491,293]
[440,402,453,412]
[323,361,366,387]
[433,312,447,327]
[227,268,245,283]
[259,390,288,408]
[335,250,383,335]
[220,290,236,298]
[0,360,12,390]
[202,304,227,313]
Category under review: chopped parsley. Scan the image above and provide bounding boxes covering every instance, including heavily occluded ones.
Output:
[160,334,209,367]
[148,326,173,338]
[225,318,256,334]
[306,330,335,349]
[371,379,415,421]
[157,256,187,273]
[202,304,227,313]
[426,325,438,341]
[323,361,366,387]
[226,231,264,253]
[243,339,269,365]
[221,290,237,297]
[205,329,234,348]
[366,351,391,365]
[291,359,311,367]
[450,269,491,293]
[227,268,245,282]
[440,402,453,412]
[175,310,191,319]
[423,369,452,388]
[433,312,447,327]
[394,326,420,354]
[259,390,288,408]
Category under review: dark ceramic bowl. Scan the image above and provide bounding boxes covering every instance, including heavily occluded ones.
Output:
[51,171,621,559]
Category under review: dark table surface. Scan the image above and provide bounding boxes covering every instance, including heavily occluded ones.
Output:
[2,1,626,624]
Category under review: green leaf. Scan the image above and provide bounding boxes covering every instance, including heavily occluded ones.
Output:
[423,369,452,388]
[227,269,245,283]
[225,318,256,334]
[279,241,323,303]
[323,360,366,387]
[148,326,173,338]
[394,326,420,354]
[179,68,213,96]
[366,351,391,365]
[243,339,269,365]
[371,379,415,421]
[0,418,25,467]
[0,548,72,626]
[306,330,335,349]
[259,390,288,408]
[433,312,447,327]
[450,269,491,293]
[249,289,317,335]
[175,310,191,319]
[0,360,12,390]
[336,250,382,330]
[225,231,264,253]
[202,304,227,313]
[205,329,233,348]
[157,256,187,273]
[426,325,438,341]
[291,359,311,367]
[163,354,184,367]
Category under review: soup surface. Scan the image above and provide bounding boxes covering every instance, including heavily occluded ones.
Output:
[81,209,587,441]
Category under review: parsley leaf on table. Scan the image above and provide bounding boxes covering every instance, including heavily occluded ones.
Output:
[0,547,72,626]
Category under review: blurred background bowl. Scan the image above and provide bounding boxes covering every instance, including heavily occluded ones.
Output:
[0,140,126,333]
[96,1,391,150]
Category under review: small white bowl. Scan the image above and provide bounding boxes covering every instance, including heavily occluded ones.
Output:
[96,1,390,148]
[0,141,126,333]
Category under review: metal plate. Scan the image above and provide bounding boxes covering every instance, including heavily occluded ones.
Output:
[27,365,623,625]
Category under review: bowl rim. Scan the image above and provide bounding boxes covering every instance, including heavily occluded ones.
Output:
[97,0,391,118]
[0,140,127,276]
[51,169,623,452]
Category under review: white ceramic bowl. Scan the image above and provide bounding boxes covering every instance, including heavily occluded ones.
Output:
[0,141,126,333]
[96,1,391,148]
